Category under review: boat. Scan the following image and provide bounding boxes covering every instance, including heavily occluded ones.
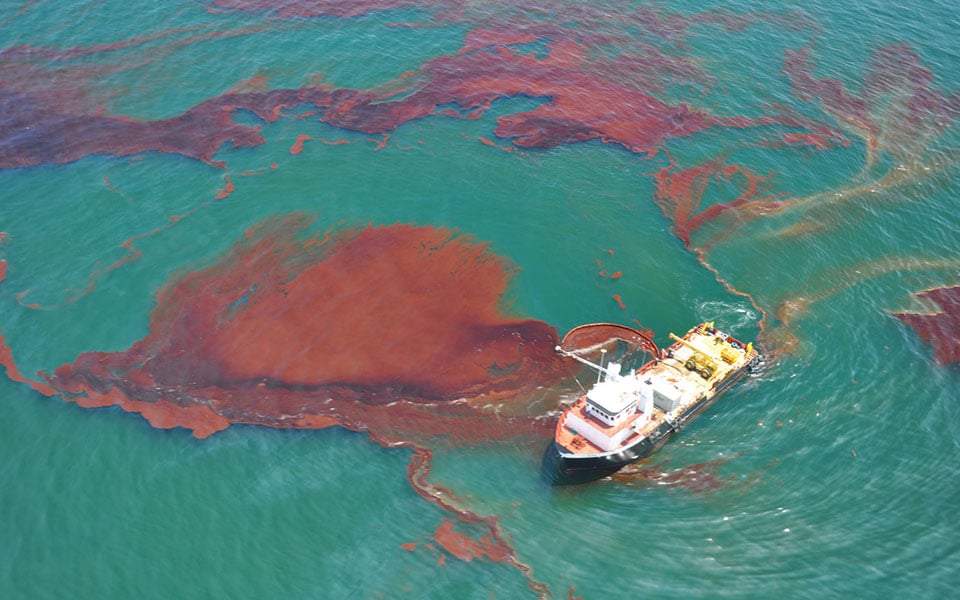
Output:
[543,322,760,484]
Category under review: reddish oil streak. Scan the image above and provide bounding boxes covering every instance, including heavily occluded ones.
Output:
[0,335,57,397]
[403,445,550,596]
[0,87,255,168]
[209,0,419,18]
[434,520,510,562]
[289,134,310,155]
[781,132,832,151]
[0,16,830,170]
[611,456,738,492]
[461,27,542,54]
[783,44,960,156]
[893,286,960,366]
[430,44,713,155]
[30,215,566,439]
[214,176,235,199]
[653,157,780,247]
[0,261,58,394]
[15,200,221,311]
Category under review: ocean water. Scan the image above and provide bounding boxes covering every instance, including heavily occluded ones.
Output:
[1,1,958,598]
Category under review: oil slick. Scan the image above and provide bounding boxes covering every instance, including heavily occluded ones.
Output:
[1,2,958,597]
[893,286,960,366]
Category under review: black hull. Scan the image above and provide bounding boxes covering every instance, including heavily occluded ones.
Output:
[542,427,663,485]
[544,360,754,485]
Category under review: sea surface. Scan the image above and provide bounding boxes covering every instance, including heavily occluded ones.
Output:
[1,1,958,598]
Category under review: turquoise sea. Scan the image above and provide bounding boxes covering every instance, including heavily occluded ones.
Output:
[1,1,958,598]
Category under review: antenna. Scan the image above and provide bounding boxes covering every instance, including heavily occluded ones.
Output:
[597,349,607,384]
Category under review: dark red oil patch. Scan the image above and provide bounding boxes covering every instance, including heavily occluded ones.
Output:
[19,215,568,440]
[0,217,566,595]
[893,286,960,366]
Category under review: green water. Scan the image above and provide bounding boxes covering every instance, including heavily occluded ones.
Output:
[2,1,959,598]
